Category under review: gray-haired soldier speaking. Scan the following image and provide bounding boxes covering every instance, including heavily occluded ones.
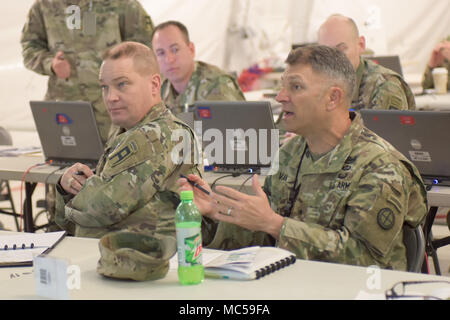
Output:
[178,45,427,271]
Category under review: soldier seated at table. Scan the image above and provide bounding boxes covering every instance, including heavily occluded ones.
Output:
[178,45,428,271]
[317,14,416,111]
[151,20,245,114]
[55,42,202,238]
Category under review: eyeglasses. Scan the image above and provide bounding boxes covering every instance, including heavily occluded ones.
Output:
[385,280,450,300]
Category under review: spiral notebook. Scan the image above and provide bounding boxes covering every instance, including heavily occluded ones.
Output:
[0,231,66,267]
[203,246,296,280]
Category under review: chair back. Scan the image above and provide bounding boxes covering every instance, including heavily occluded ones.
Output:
[402,224,425,272]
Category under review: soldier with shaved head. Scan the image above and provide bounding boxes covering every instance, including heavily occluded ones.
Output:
[317,14,416,111]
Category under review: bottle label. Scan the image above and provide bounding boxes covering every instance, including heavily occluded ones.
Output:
[176,225,202,267]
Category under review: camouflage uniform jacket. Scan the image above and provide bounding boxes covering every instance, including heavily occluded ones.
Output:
[161,61,245,114]
[422,35,450,91]
[352,57,416,111]
[20,0,154,143]
[55,102,203,238]
[207,112,427,270]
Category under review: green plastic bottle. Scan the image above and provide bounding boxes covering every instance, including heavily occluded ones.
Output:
[175,190,204,285]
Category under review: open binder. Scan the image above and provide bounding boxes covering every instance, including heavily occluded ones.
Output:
[0,231,66,267]
[203,246,296,280]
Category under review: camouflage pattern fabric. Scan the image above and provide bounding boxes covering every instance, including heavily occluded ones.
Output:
[21,0,154,143]
[351,57,416,111]
[422,35,450,91]
[55,102,203,238]
[97,230,176,281]
[206,112,428,271]
[161,61,245,114]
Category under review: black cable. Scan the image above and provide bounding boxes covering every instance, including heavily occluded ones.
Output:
[210,174,240,192]
[238,174,255,193]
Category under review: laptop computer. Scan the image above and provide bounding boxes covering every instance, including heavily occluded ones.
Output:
[193,101,279,174]
[360,109,450,186]
[366,55,404,77]
[30,101,104,169]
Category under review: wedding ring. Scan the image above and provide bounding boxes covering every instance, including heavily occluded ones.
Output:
[67,177,74,187]
[226,207,233,216]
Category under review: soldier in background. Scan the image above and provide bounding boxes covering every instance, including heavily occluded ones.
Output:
[178,45,427,270]
[21,0,154,231]
[422,36,450,91]
[317,14,416,111]
[151,20,245,114]
[54,42,202,238]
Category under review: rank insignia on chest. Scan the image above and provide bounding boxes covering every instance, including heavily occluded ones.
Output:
[109,142,137,167]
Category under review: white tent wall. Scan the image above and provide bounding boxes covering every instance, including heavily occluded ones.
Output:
[0,0,449,146]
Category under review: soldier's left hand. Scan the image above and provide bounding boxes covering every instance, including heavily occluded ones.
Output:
[209,175,284,238]
[61,163,94,195]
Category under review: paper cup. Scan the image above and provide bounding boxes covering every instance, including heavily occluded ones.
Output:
[432,67,448,94]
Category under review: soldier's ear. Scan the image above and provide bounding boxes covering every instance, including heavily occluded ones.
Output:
[326,86,343,111]
[150,73,161,96]
[358,36,366,55]
[189,42,195,58]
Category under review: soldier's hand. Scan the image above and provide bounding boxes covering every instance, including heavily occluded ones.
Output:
[428,41,450,68]
[52,51,71,79]
[61,163,94,195]
[210,175,284,238]
[178,174,215,216]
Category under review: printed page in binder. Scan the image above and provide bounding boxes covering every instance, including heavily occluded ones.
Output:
[0,231,66,266]
[202,246,296,280]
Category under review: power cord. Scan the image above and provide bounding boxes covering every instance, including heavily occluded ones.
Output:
[238,174,255,192]
[210,173,241,192]
[19,161,51,232]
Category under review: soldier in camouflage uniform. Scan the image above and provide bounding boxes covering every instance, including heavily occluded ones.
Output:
[317,14,415,111]
[54,42,202,238]
[21,0,154,231]
[422,36,450,91]
[21,0,154,143]
[151,21,245,115]
[179,45,428,270]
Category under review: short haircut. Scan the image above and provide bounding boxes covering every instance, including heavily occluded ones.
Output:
[102,41,160,75]
[286,45,356,101]
[151,20,190,44]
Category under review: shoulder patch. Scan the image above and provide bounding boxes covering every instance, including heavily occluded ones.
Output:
[377,208,395,230]
[108,141,137,167]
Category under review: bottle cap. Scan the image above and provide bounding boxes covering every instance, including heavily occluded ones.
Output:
[180,190,194,201]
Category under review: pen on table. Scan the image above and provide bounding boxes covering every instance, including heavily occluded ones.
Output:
[180,174,210,195]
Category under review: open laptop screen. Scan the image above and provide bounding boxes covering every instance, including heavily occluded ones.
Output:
[360,109,450,186]
[366,55,404,77]
[30,101,104,168]
[192,101,279,174]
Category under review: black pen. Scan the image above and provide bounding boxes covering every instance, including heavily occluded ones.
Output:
[180,174,210,195]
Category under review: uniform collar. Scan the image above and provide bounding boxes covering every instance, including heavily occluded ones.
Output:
[134,101,168,127]
[300,112,363,174]
[106,102,168,145]
[166,61,199,98]
[353,57,366,102]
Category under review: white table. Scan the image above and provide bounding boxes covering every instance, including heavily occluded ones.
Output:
[0,231,448,300]
[0,156,64,232]
[415,93,450,111]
